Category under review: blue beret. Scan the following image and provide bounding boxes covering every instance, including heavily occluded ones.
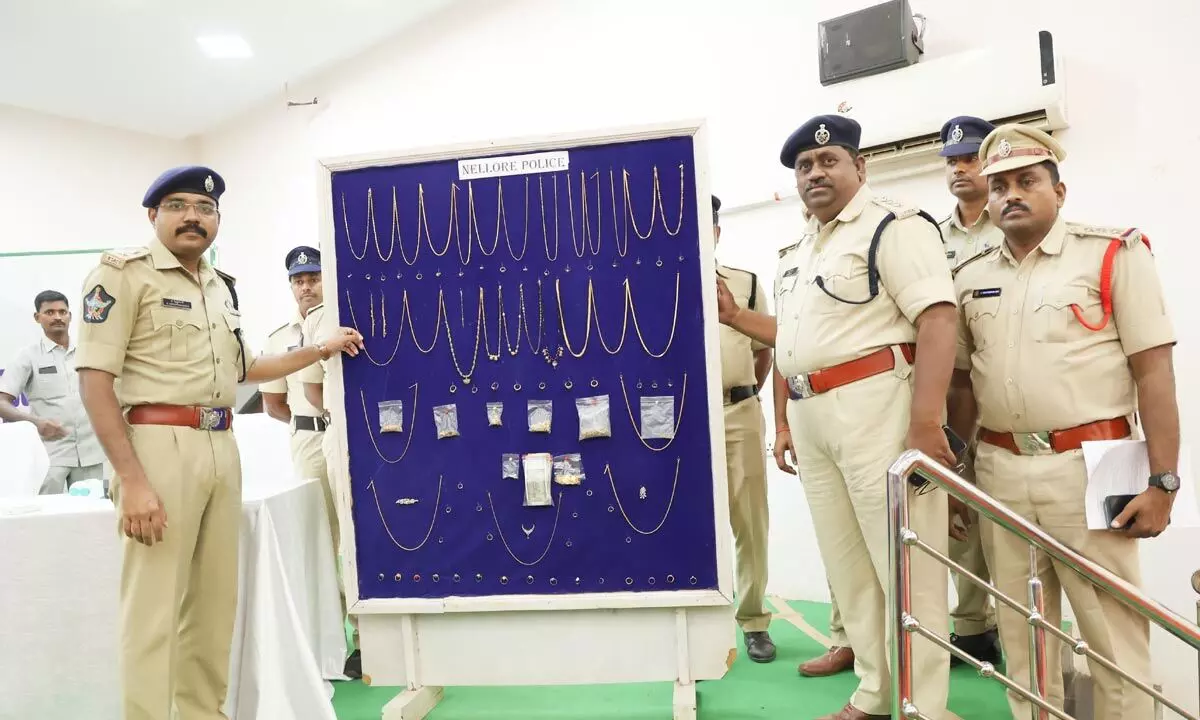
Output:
[938,116,995,157]
[779,115,862,168]
[285,246,321,276]
[142,166,225,208]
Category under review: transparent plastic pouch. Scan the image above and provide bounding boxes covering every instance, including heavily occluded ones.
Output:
[378,399,404,433]
[502,452,520,480]
[640,395,675,440]
[487,401,504,427]
[433,403,459,439]
[575,395,611,440]
[552,453,585,486]
[522,453,554,507]
[527,399,553,433]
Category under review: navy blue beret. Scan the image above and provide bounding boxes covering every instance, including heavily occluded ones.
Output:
[142,166,226,208]
[779,115,862,168]
[938,116,995,157]
[286,246,321,276]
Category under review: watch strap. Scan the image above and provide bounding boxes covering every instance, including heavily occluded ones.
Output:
[1149,472,1179,493]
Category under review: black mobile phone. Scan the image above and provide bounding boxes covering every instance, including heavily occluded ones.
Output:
[943,425,968,461]
[1104,494,1139,528]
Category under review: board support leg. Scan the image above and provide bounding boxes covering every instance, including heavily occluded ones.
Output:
[672,681,697,720]
[672,608,696,720]
[381,614,444,719]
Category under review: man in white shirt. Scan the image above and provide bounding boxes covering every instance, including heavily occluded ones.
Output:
[0,290,105,493]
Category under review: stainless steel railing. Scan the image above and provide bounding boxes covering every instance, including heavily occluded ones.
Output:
[886,449,1200,720]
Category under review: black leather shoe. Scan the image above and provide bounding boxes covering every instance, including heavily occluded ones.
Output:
[343,649,363,679]
[744,631,777,663]
[950,628,1001,666]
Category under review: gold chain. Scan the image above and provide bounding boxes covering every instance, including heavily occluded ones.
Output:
[617,372,688,452]
[390,187,420,265]
[366,472,441,550]
[567,171,585,257]
[626,272,680,358]
[590,279,628,354]
[440,288,482,384]
[623,169,657,240]
[539,175,559,261]
[358,384,418,463]
[555,277,593,358]
[497,285,523,356]
[467,181,499,257]
[345,291,404,366]
[486,490,563,567]
[505,178,529,261]
[604,457,681,535]
[479,286,502,362]
[653,164,685,236]
[403,289,444,353]
[519,281,544,354]
[342,192,369,261]
[608,170,629,257]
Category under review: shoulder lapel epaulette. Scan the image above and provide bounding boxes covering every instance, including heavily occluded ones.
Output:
[777,241,800,258]
[214,268,236,284]
[267,322,292,338]
[100,246,150,270]
[951,245,1001,279]
[308,302,325,314]
[871,195,919,220]
[1067,223,1147,249]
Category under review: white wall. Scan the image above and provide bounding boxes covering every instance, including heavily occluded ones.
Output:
[0,104,194,358]
[197,0,1200,711]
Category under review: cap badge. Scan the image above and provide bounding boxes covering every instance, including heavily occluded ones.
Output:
[950,125,964,143]
[998,138,1013,158]
[204,175,215,192]
[814,124,831,145]
[297,251,308,265]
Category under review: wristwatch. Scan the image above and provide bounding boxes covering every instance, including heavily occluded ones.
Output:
[1148,471,1180,494]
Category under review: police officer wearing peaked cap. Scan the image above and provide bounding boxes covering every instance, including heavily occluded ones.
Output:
[75,164,365,720]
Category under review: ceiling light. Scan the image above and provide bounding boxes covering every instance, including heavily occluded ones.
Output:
[197,35,253,60]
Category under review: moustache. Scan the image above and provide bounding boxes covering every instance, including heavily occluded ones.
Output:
[176,224,207,238]
[1003,203,1031,216]
[805,182,831,191]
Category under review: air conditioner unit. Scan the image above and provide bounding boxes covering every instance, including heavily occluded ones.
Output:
[816,31,1067,183]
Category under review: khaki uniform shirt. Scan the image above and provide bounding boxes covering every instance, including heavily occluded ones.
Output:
[259,313,324,419]
[774,184,956,377]
[74,239,255,408]
[297,303,339,413]
[0,337,104,466]
[940,206,1003,270]
[718,265,770,391]
[954,215,1175,432]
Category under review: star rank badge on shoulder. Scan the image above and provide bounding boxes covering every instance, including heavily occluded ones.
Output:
[84,284,116,323]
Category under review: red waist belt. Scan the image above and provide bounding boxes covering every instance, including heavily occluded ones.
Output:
[978,417,1130,455]
[787,343,915,400]
[127,404,234,431]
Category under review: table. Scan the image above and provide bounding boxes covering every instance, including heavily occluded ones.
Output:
[0,473,346,720]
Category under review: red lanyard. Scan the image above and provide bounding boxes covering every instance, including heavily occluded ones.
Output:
[1071,229,1151,331]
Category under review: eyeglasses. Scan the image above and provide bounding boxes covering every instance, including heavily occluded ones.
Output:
[159,199,218,217]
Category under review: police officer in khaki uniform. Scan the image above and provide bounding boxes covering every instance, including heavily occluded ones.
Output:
[711,195,776,663]
[75,165,363,720]
[949,125,1178,720]
[936,115,1003,666]
[717,115,957,720]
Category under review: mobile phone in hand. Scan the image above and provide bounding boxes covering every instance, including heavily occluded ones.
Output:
[1103,493,1138,528]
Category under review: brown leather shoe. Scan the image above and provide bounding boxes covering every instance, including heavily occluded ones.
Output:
[798,645,854,677]
[814,703,890,720]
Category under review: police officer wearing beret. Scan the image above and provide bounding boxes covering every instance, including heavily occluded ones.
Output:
[711,195,777,662]
[75,166,364,720]
[716,115,957,720]
[936,115,1003,667]
[949,125,1178,719]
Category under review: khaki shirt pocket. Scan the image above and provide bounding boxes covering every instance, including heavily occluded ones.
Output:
[812,254,870,313]
[150,308,206,362]
[1034,285,1099,343]
[31,366,68,399]
[963,296,1002,349]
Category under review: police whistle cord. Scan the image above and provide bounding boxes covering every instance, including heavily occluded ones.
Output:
[1071,229,1151,332]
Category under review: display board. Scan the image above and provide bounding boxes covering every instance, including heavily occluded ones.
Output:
[323,125,727,607]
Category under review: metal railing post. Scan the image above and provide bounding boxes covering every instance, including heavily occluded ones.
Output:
[887,467,916,717]
[1027,545,1049,720]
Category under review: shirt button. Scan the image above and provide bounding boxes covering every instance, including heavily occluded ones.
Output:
[176,320,183,327]
[211,323,217,329]
[216,392,222,398]
[1017,274,1023,281]
[216,358,222,365]
[1006,378,1013,385]
[787,351,793,357]
[1008,342,1015,348]
[1012,309,1019,315]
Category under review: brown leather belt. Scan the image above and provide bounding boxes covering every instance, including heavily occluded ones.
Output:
[788,344,915,400]
[978,417,1131,455]
[127,404,234,431]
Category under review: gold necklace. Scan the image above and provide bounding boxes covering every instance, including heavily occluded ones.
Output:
[567,171,585,258]
[486,490,563,566]
[608,170,629,257]
[590,279,628,354]
[344,291,403,366]
[555,277,593,358]
[440,289,482,384]
[604,457,681,535]
[342,192,370,261]
[505,178,529,261]
[497,285,523,356]
[626,272,680,358]
[467,181,499,256]
[622,169,657,240]
[403,289,444,354]
[359,384,418,463]
[429,183,472,265]
[654,164,685,236]
[538,175,559,261]
[390,186,420,265]
[617,372,688,452]
[366,473,441,551]
[479,286,502,362]
[519,281,544,354]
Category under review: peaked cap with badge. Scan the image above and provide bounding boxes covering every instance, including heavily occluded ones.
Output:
[938,115,995,157]
[779,114,862,168]
[142,165,226,208]
[978,124,1067,176]
[286,246,322,277]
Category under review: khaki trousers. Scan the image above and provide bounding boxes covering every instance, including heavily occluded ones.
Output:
[112,425,241,720]
[787,371,950,718]
[975,442,1153,720]
[318,425,359,646]
[949,519,996,635]
[828,582,850,646]
[723,396,771,632]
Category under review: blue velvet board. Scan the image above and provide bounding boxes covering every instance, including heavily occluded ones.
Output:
[329,134,719,599]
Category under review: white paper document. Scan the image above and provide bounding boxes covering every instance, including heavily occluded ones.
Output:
[1081,440,1198,530]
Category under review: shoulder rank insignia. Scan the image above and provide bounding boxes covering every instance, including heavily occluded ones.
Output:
[214,268,237,285]
[871,195,919,220]
[1067,223,1147,249]
[777,241,801,258]
[267,321,292,338]
[100,247,150,270]
[951,245,1001,279]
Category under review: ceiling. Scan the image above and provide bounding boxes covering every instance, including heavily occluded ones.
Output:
[0,0,457,139]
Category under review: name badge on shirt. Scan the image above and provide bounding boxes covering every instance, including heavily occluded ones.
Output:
[972,287,1002,299]
[782,267,799,278]
[37,365,58,375]
[945,250,957,260]
[162,298,193,310]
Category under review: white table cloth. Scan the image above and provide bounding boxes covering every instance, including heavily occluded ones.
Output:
[0,469,346,719]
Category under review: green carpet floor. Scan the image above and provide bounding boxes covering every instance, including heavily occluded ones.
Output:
[330,599,1013,719]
